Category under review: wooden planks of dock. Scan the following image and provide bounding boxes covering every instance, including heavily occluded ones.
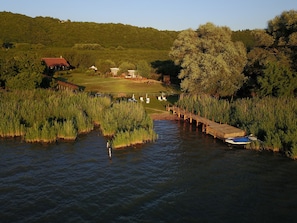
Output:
[167,106,245,140]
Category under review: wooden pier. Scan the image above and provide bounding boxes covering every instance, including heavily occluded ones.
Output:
[167,106,245,140]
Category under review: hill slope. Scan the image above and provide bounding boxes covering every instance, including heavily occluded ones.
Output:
[0,11,178,50]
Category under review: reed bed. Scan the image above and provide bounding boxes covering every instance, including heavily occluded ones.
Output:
[0,89,157,148]
[177,94,231,123]
[111,128,157,149]
[177,95,297,159]
[0,89,111,142]
[100,101,157,148]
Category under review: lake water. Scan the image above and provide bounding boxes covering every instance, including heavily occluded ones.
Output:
[1,120,297,223]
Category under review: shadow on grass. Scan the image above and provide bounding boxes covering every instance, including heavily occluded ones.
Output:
[166,94,179,105]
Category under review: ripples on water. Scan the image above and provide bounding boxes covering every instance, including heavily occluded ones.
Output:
[1,120,297,223]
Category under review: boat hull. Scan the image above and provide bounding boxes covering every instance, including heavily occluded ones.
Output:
[225,136,251,145]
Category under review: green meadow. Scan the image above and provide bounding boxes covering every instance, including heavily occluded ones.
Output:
[57,72,175,93]
[55,72,180,113]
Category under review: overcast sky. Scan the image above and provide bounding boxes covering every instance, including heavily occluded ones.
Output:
[1,0,297,31]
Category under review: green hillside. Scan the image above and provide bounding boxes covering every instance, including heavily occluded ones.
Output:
[0,11,178,50]
[0,12,256,51]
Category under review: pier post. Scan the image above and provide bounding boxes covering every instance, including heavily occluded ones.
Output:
[168,106,245,140]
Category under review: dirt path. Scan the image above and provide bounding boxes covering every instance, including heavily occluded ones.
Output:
[147,108,179,120]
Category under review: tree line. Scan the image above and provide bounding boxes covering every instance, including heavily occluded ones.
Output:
[1,10,296,97]
[0,48,174,89]
[0,11,255,91]
[170,10,297,98]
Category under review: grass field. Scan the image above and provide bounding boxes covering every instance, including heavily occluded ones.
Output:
[57,72,176,93]
[142,94,179,114]
[56,72,180,113]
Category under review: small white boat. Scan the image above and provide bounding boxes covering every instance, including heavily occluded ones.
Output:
[225,135,257,145]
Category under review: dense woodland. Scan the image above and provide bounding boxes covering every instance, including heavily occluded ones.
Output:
[1,11,297,158]
[0,11,177,49]
[170,11,297,98]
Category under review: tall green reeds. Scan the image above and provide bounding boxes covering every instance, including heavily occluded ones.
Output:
[112,128,157,148]
[177,94,297,159]
[177,94,230,123]
[25,121,57,143]
[0,89,111,142]
[0,89,157,148]
[0,97,26,137]
[100,101,157,148]
[55,119,77,140]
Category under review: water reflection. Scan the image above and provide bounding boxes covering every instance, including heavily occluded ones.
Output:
[0,120,297,222]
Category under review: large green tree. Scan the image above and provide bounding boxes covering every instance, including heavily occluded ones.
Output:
[268,10,297,46]
[169,23,247,98]
[95,59,116,75]
[6,71,43,90]
[136,60,151,78]
[258,61,297,97]
[243,10,297,97]
[0,52,44,89]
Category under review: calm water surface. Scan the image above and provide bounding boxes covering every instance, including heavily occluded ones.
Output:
[1,120,297,223]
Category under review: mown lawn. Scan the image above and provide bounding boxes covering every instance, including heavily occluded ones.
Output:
[142,94,179,114]
[57,72,178,95]
[55,72,180,113]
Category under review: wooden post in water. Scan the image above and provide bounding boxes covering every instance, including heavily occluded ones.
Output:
[196,112,200,127]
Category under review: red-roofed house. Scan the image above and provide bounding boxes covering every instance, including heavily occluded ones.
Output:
[42,57,72,75]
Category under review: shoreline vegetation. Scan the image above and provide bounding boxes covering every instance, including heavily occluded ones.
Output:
[176,94,297,160]
[0,89,157,149]
[1,89,297,160]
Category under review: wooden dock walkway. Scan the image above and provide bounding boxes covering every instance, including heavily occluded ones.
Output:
[167,106,245,140]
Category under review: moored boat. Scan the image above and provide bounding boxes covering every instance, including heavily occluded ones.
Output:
[225,135,257,145]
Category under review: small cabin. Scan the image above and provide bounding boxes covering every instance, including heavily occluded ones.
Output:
[110,68,119,76]
[126,70,136,78]
[42,57,71,75]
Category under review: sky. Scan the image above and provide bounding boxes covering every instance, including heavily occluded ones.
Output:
[1,0,297,31]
